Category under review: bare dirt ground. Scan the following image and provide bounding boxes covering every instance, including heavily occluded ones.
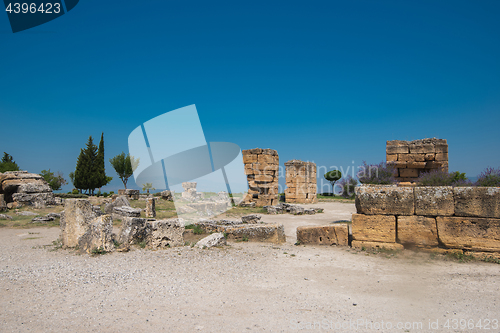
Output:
[1,202,499,332]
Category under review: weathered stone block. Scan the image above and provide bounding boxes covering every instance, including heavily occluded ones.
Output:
[424,153,435,161]
[118,217,147,245]
[242,154,258,164]
[435,153,448,161]
[78,215,115,254]
[387,145,409,154]
[145,218,185,248]
[351,241,404,251]
[104,195,130,214]
[0,194,6,211]
[254,174,275,182]
[60,199,99,248]
[196,233,227,249]
[355,185,414,215]
[406,161,427,168]
[145,198,156,218]
[351,213,396,242]
[296,224,349,246]
[397,216,438,248]
[223,223,285,243]
[435,144,448,153]
[436,216,500,252]
[113,206,141,218]
[399,168,419,178]
[414,186,454,216]
[454,187,500,218]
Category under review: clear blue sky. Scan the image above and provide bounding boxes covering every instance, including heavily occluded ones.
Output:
[1,0,499,192]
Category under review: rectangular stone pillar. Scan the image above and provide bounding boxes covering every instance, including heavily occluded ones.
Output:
[242,148,279,206]
[284,160,317,203]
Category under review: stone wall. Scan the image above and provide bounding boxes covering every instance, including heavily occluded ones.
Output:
[242,148,279,206]
[386,138,448,182]
[353,185,500,254]
[118,189,140,200]
[284,160,317,204]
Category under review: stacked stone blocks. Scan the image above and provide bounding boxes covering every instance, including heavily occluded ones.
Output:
[386,138,448,182]
[353,185,500,253]
[242,148,279,207]
[284,160,317,204]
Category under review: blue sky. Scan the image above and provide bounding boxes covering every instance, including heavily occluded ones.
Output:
[1,0,499,192]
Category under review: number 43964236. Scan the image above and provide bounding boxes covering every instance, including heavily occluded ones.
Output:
[5,3,61,14]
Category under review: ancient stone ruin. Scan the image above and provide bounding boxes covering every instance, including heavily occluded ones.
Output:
[284,160,317,204]
[386,138,448,182]
[352,184,500,255]
[145,197,156,218]
[118,189,140,200]
[181,182,202,202]
[0,171,57,208]
[242,148,279,206]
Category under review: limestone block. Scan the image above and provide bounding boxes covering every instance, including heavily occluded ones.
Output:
[104,195,130,214]
[387,145,409,154]
[258,154,276,164]
[222,223,285,243]
[254,174,275,182]
[399,154,425,162]
[386,154,398,162]
[351,241,404,251]
[397,216,438,248]
[388,161,407,168]
[145,197,156,218]
[454,187,500,218]
[160,190,173,201]
[78,215,115,254]
[196,232,227,248]
[118,217,147,245]
[351,213,396,242]
[435,153,448,161]
[425,161,443,169]
[436,216,500,252]
[406,161,427,169]
[435,144,448,153]
[424,153,435,161]
[296,224,349,246]
[243,148,262,155]
[355,185,414,215]
[414,186,454,216]
[242,154,258,164]
[242,214,261,223]
[60,199,99,248]
[145,218,185,248]
[253,163,279,171]
[0,194,6,211]
[113,206,141,218]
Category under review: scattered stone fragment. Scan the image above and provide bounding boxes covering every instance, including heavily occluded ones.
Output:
[113,206,141,218]
[0,214,12,220]
[196,233,227,249]
[16,211,38,216]
[241,214,261,223]
[104,195,130,215]
[60,199,100,248]
[31,216,55,223]
[145,197,156,218]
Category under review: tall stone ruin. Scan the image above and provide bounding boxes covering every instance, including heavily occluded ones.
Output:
[386,138,448,182]
[284,160,317,204]
[242,148,279,206]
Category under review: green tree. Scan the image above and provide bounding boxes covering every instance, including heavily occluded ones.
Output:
[0,152,20,172]
[324,170,342,195]
[109,152,139,189]
[142,182,155,194]
[69,172,75,186]
[96,133,111,188]
[74,136,100,195]
[40,169,67,191]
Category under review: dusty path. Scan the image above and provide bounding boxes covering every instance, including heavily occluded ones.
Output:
[1,202,499,332]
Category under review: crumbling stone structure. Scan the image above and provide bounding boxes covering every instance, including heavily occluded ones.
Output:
[0,171,56,208]
[386,138,448,182]
[352,185,500,256]
[284,160,317,203]
[118,189,140,200]
[242,148,279,206]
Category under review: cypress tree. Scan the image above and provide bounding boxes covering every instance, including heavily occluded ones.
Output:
[96,132,107,188]
[74,136,99,195]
